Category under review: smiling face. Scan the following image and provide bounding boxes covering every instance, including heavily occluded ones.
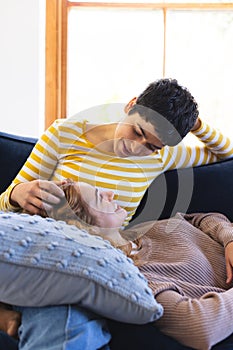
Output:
[77,182,127,228]
[113,113,165,158]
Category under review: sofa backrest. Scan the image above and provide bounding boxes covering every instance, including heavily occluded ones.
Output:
[0,131,36,194]
[129,156,233,225]
[1,131,233,223]
[0,131,147,220]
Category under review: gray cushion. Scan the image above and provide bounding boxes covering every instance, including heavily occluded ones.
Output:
[0,211,163,324]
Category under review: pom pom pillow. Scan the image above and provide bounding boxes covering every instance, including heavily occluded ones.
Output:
[0,211,163,324]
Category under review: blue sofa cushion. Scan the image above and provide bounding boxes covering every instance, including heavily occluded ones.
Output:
[0,211,163,324]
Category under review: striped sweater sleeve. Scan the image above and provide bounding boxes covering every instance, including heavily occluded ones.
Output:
[155,288,233,350]
[0,121,61,211]
[162,120,233,171]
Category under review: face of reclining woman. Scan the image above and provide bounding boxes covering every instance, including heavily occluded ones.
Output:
[73,182,127,229]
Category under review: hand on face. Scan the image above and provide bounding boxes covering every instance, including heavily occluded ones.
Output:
[10,179,126,229]
[10,179,66,216]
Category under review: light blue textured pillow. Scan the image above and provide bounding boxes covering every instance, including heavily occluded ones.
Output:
[0,211,163,324]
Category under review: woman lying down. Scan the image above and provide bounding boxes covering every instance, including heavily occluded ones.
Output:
[2,178,233,350]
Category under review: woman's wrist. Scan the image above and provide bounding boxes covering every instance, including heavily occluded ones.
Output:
[191,118,202,132]
[9,184,21,207]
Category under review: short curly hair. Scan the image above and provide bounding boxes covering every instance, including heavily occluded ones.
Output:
[128,78,199,146]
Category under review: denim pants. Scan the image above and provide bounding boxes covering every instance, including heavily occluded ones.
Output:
[15,305,111,350]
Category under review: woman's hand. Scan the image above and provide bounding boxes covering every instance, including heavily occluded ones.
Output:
[10,180,66,216]
[225,241,233,284]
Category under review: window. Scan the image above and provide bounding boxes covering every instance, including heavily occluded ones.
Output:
[46,0,233,138]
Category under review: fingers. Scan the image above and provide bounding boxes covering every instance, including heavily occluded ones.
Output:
[225,260,233,284]
[23,199,54,216]
[225,242,233,284]
[10,180,67,215]
[38,180,65,203]
[53,179,68,187]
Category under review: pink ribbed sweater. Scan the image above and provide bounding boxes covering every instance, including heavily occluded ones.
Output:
[128,212,233,350]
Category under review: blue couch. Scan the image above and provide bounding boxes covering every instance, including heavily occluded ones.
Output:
[1,130,233,349]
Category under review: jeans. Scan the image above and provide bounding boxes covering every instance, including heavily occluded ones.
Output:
[15,305,111,350]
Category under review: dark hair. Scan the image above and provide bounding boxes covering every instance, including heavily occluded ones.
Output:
[128,78,199,146]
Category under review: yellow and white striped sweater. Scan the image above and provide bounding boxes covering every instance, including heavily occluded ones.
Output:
[1,119,232,226]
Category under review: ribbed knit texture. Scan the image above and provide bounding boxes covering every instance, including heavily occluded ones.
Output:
[1,119,232,226]
[133,212,233,350]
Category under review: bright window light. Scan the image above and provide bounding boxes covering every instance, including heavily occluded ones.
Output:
[67,7,164,120]
[67,4,233,140]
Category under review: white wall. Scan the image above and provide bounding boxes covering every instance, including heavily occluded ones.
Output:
[0,0,45,138]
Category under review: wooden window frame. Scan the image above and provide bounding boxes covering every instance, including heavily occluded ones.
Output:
[45,0,68,129]
[45,0,233,129]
